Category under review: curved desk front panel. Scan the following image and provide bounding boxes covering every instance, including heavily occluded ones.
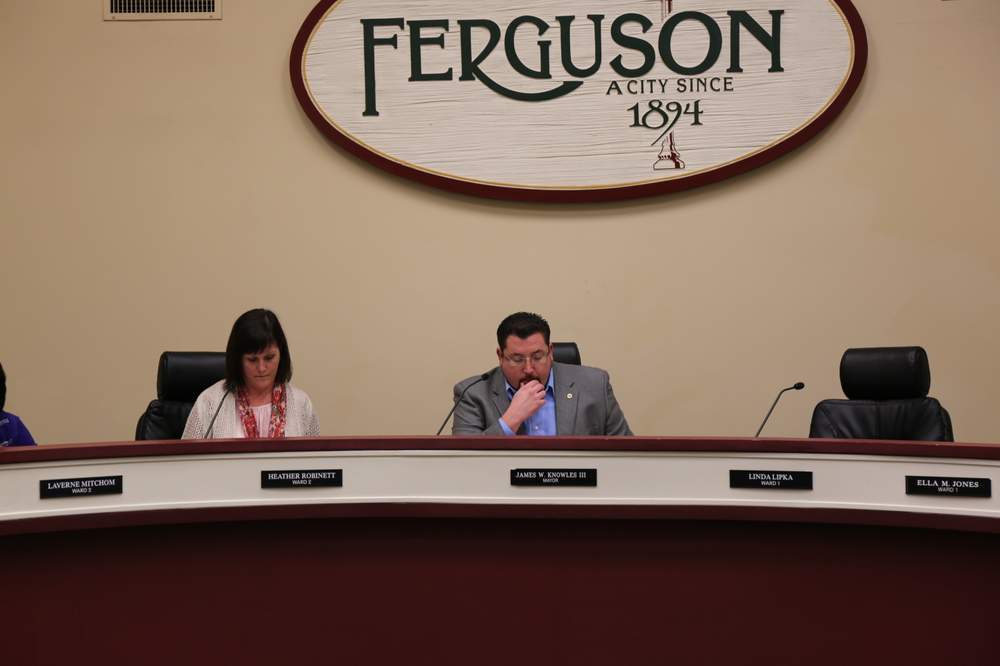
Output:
[2,437,998,664]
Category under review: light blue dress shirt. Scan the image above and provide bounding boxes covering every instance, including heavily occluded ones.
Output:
[498,369,556,436]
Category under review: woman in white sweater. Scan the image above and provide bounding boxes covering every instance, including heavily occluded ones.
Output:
[182,309,320,440]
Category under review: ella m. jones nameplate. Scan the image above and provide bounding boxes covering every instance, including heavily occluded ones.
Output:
[905,476,991,498]
[40,475,123,499]
[511,469,597,486]
[261,469,343,488]
[730,470,812,490]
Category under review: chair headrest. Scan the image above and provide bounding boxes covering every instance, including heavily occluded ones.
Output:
[840,346,930,400]
[157,351,226,402]
[553,342,581,366]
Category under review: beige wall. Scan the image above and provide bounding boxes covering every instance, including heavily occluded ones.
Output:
[2,0,998,444]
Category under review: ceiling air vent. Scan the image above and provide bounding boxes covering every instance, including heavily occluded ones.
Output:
[104,1,222,21]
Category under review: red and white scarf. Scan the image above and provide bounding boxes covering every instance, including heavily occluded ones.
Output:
[236,384,287,439]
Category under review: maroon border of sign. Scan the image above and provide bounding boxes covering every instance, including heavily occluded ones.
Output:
[289,0,868,203]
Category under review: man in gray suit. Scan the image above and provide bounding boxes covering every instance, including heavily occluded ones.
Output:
[451,312,632,436]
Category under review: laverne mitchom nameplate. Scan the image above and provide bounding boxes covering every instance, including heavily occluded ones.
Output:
[40,475,123,499]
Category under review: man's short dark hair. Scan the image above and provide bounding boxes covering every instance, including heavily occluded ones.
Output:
[225,309,293,390]
[497,312,550,349]
[0,362,6,412]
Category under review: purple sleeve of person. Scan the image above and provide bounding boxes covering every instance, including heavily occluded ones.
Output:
[0,411,36,446]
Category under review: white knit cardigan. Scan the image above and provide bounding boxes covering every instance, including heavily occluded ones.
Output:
[181,379,320,439]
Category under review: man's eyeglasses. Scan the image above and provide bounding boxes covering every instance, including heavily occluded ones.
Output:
[502,351,549,367]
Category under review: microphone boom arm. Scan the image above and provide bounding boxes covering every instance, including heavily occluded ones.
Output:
[754,382,805,438]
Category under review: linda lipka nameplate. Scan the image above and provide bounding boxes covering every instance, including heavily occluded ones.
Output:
[906,476,991,498]
[261,469,342,488]
[40,475,123,499]
[730,470,813,490]
[511,469,597,487]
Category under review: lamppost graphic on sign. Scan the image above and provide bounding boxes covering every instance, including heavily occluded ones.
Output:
[652,0,685,170]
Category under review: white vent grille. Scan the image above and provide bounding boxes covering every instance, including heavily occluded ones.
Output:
[104,1,222,21]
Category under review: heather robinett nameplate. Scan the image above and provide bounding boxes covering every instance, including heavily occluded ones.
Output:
[261,470,343,488]
[511,469,598,486]
[291,0,867,201]
[906,476,991,498]
[40,475,123,499]
[730,470,813,490]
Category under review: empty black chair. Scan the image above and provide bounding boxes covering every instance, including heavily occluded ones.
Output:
[552,342,581,365]
[135,352,225,440]
[809,346,953,441]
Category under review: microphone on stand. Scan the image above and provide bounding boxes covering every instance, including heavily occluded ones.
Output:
[436,371,491,436]
[754,382,805,438]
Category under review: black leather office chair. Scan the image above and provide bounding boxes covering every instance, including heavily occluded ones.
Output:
[135,352,226,440]
[552,342,581,365]
[809,346,953,441]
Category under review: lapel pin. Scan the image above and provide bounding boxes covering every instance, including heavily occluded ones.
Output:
[567,393,573,399]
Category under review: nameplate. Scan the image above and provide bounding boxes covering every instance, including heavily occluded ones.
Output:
[40,475,123,499]
[261,469,342,488]
[730,470,813,490]
[511,469,597,487]
[906,476,991,498]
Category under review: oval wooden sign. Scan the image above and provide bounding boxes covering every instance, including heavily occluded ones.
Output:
[291,0,867,202]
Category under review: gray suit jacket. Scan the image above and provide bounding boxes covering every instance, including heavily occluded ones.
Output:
[451,362,632,436]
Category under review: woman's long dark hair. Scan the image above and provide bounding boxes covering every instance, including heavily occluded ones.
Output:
[224,309,292,390]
